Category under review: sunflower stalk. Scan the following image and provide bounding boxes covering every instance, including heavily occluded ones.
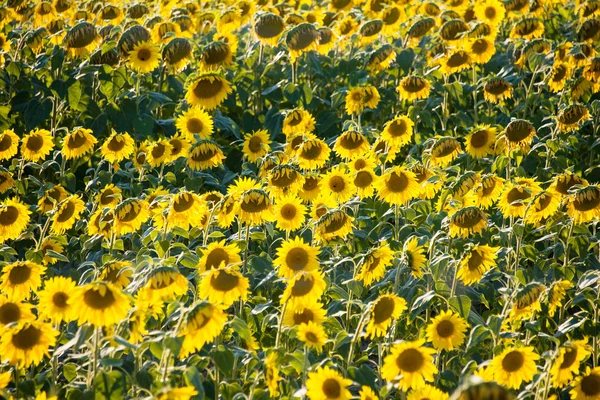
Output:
[346,305,369,368]
[274,301,287,349]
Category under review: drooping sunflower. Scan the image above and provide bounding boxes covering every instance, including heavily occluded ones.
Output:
[483,78,513,103]
[185,72,232,110]
[179,302,227,358]
[283,302,327,327]
[175,107,214,141]
[37,276,76,323]
[88,209,115,238]
[498,178,541,219]
[567,186,600,224]
[306,367,352,400]
[411,165,444,200]
[320,167,356,204]
[39,237,64,265]
[429,137,462,167]
[272,195,307,233]
[264,351,281,397]
[254,12,285,46]
[96,184,122,210]
[375,167,419,206]
[50,195,85,234]
[457,245,500,285]
[548,62,572,92]
[382,339,438,391]
[474,174,505,209]
[281,270,326,310]
[404,237,427,278]
[198,267,249,306]
[72,282,131,327]
[166,191,204,230]
[407,385,449,400]
[197,240,242,272]
[0,294,35,327]
[524,190,561,226]
[368,44,396,73]
[0,129,19,161]
[296,138,331,170]
[510,18,544,40]
[21,129,54,162]
[243,129,271,162]
[200,41,233,71]
[356,241,394,286]
[448,207,487,238]
[299,174,322,202]
[334,130,370,160]
[64,21,99,58]
[187,139,225,171]
[162,37,192,72]
[274,237,320,279]
[489,346,540,389]
[146,139,173,167]
[114,198,150,236]
[345,86,380,115]
[0,170,14,194]
[62,128,97,160]
[0,261,45,300]
[440,50,473,75]
[315,209,354,243]
[510,289,540,323]
[398,75,431,101]
[366,294,407,338]
[127,40,161,73]
[465,126,497,158]
[381,115,414,148]
[547,280,573,318]
[99,260,133,289]
[38,185,68,213]
[570,367,600,400]
[0,198,31,243]
[426,310,468,351]
[142,267,189,302]
[100,130,135,163]
[0,321,57,367]
[282,109,316,136]
[286,23,319,62]
[551,340,591,387]
[297,321,327,353]
[238,189,273,225]
[558,104,591,132]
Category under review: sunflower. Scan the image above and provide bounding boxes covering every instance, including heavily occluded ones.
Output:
[166,191,204,230]
[429,137,462,167]
[188,139,225,170]
[283,302,327,327]
[483,78,513,103]
[127,40,161,73]
[179,302,227,357]
[175,107,214,141]
[0,198,31,243]
[551,340,591,387]
[38,185,69,213]
[264,351,281,397]
[185,72,232,110]
[440,50,473,75]
[162,37,192,72]
[567,186,600,224]
[548,62,572,93]
[238,189,273,225]
[297,138,331,170]
[240,129,271,162]
[408,385,449,400]
[345,86,380,115]
[0,261,45,300]
[570,367,600,400]
[489,346,539,389]
[465,125,497,158]
[96,184,122,210]
[426,310,468,351]
[21,129,54,162]
[320,167,356,204]
[114,199,150,236]
[368,44,396,73]
[405,237,427,278]
[0,321,57,367]
[474,174,505,208]
[286,23,319,62]
[146,139,173,167]
[281,270,326,310]
[63,128,97,160]
[0,294,35,327]
[474,0,505,25]
[306,367,352,400]
[333,130,369,160]
[411,165,444,200]
[50,195,85,234]
[366,294,407,338]
[558,104,591,132]
[317,27,336,55]
[254,12,285,46]
[359,386,379,400]
[142,267,189,302]
[457,245,499,285]
[297,321,327,353]
[356,241,394,286]
[37,276,76,323]
[272,195,307,233]
[498,179,541,219]
[39,237,64,265]
[73,282,131,327]
[0,129,19,160]
[298,174,321,202]
[547,280,573,318]
[381,115,413,148]
[198,267,249,306]
[510,18,544,40]
[398,76,431,101]
[0,170,14,194]
[524,190,561,225]
[449,207,487,238]
[200,41,233,71]
[88,209,115,238]
[315,209,353,243]
[133,142,148,169]
[375,166,419,206]
[99,260,133,289]
[100,131,135,163]
[382,339,438,391]
[197,240,242,272]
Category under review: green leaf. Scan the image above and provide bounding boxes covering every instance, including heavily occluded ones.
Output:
[68,81,83,111]
[63,363,78,382]
[24,98,52,131]
[214,346,235,378]
[184,366,206,399]
[449,295,471,319]
[94,371,127,400]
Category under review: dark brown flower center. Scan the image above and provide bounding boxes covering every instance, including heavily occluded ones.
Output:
[501,351,524,372]
[52,292,69,308]
[26,135,44,151]
[248,136,263,153]
[0,303,21,325]
[291,275,315,296]
[285,247,308,271]
[581,373,600,396]
[329,176,346,193]
[192,77,224,99]
[436,320,455,338]
[173,193,194,213]
[470,130,490,149]
[9,265,32,285]
[386,172,408,192]
[84,287,116,309]
[11,325,42,350]
[137,48,151,61]
[355,171,373,188]
[322,379,341,398]
[280,204,297,220]
[210,270,239,291]
[56,201,76,223]
[396,348,424,372]
[560,347,578,369]
[0,134,14,152]
[373,296,395,324]
[0,206,19,226]
[206,248,230,269]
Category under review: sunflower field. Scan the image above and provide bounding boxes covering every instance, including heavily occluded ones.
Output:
[2,0,600,399]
